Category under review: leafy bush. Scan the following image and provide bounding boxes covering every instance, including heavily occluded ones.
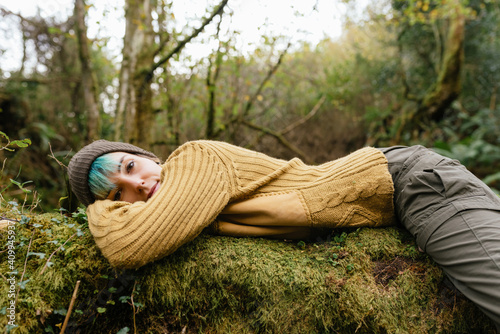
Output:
[0,132,34,208]
[432,107,500,192]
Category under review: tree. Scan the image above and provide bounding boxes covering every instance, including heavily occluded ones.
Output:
[394,0,467,142]
[115,0,229,149]
[74,0,101,142]
[113,0,154,146]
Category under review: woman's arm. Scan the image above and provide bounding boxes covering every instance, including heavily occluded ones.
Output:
[86,142,230,269]
[213,220,312,239]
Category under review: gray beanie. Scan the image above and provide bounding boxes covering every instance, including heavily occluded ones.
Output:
[68,140,159,206]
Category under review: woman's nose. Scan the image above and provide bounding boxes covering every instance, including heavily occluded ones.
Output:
[135,179,146,192]
[124,176,145,192]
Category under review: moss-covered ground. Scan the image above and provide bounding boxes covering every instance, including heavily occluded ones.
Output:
[0,203,496,333]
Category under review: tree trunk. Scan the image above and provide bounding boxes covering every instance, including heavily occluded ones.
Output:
[417,5,465,120]
[394,0,465,143]
[74,0,100,142]
[115,0,154,148]
[116,0,229,148]
[130,8,155,149]
[205,16,223,139]
[113,42,131,142]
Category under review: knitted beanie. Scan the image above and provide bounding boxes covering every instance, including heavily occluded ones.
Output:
[68,140,159,206]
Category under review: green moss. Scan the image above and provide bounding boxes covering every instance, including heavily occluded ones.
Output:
[0,205,496,333]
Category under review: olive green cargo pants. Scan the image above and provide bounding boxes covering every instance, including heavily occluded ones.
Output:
[380,145,500,330]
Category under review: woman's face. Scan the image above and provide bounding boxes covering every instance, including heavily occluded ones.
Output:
[105,152,162,203]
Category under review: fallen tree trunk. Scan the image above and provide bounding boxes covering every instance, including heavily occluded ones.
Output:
[0,207,495,333]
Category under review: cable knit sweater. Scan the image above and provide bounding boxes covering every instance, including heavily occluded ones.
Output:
[87,140,395,269]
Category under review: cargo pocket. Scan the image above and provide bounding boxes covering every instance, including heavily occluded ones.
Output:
[432,160,486,200]
[400,168,446,221]
[396,158,485,227]
[415,168,446,196]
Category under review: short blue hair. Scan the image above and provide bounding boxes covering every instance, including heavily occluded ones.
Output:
[88,154,119,200]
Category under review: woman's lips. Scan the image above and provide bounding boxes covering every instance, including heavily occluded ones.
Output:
[148,182,159,199]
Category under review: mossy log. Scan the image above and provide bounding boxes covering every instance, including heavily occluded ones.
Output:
[392,0,465,145]
[0,207,496,334]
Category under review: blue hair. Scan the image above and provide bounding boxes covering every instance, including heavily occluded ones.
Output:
[88,154,120,200]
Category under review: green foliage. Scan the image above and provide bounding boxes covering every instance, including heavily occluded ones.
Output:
[431,106,500,191]
[1,3,498,331]
[0,133,35,208]
[0,7,116,210]
[0,132,31,152]
[364,0,500,149]
[2,0,499,210]
[0,205,114,333]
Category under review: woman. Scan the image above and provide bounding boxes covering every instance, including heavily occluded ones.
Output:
[68,139,500,329]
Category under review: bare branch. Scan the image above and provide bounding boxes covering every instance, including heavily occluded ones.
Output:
[48,142,69,170]
[147,0,229,80]
[40,232,76,275]
[241,120,315,164]
[60,280,81,334]
[242,43,291,119]
[15,230,35,310]
[131,280,138,334]
[282,95,326,135]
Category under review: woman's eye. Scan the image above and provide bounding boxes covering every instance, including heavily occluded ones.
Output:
[126,161,134,172]
[114,189,122,201]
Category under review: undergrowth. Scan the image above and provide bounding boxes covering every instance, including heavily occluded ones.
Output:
[0,204,496,334]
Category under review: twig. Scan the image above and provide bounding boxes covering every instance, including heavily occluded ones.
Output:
[282,95,326,135]
[1,157,7,174]
[15,230,35,308]
[0,216,20,222]
[40,232,76,275]
[21,192,28,215]
[241,43,291,119]
[48,142,69,169]
[130,280,138,334]
[241,120,315,164]
[60,280,81,334]
[28,190,40,213]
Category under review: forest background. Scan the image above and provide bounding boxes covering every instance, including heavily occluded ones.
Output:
[1,0,500,332]
[0,0,499,211]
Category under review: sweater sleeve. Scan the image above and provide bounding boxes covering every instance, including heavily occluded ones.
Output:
[86,142,230,269]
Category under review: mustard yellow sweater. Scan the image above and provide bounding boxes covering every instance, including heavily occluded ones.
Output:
[87,141,395,269]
